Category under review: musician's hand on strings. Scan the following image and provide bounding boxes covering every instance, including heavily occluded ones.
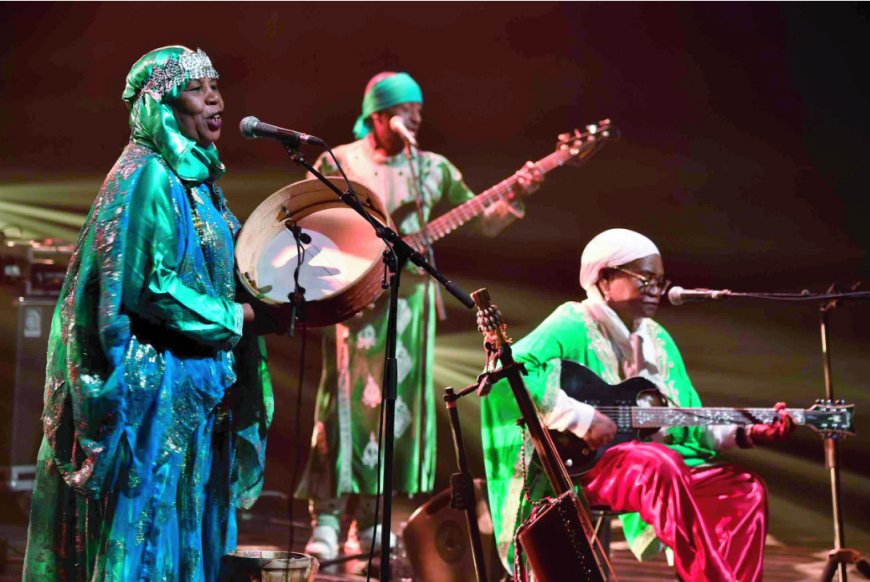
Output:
[584,410,617,450]
[745,402,796,447]
[478,162,544,236]
[512,160,545,198]
[479,161,541,236]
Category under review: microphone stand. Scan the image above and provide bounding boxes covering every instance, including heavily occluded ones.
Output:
[443,385,490,582]
[675,284,870,581]
[816,286,870,582]
[281,142,475,582]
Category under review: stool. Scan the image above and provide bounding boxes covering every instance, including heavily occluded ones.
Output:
[590,506,622,557]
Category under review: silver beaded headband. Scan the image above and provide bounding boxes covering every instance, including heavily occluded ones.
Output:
[140,49,219,101]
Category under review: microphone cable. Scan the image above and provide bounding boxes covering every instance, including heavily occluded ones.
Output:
[286,225,308,558]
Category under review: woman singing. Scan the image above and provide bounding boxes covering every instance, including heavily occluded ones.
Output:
[23,46,291,580]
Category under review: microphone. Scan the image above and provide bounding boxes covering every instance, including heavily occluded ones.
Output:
[285,221,311,244]
[667,286,732,305]
[239,116,325,146]
[389,116,418,148]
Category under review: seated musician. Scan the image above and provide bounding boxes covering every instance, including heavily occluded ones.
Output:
[480,228,794,581]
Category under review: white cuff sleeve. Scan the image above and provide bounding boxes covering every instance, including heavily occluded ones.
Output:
[543,390,596,439]
[705,424,739,451]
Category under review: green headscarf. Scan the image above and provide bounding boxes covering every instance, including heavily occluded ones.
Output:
[352,72,423,139]
[123,45,225,182]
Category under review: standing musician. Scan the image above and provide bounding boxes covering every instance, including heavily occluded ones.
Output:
[480,228,795,581]
[294,71,543,560]
[23,46,291,580]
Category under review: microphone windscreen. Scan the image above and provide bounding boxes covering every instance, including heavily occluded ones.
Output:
[667,286,685,306]
[239,116,259,139]
[389,116,417,146]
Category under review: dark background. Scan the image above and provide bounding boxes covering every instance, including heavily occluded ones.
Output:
[1,2,868,551]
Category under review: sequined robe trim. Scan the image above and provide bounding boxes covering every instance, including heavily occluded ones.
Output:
[336,323,353,493]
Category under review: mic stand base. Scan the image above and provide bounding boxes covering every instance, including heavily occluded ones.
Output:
[822,549,870,582]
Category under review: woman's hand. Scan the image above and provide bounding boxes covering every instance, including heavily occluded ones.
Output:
[242,301,295,335]
[745,402,796,446]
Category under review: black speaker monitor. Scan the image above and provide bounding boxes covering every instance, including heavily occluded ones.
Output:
[0,297,55,492]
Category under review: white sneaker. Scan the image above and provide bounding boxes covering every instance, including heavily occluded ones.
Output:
[357,524,397,554]
[304,524,339,561]
[343,520,361,555]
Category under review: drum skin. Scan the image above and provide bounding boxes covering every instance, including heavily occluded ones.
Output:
[235,177,391,327]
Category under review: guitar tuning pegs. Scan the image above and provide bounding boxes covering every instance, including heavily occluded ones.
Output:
[838,399,845,405]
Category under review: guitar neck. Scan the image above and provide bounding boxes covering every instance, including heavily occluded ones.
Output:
[402,147,576,250]
[629,407,806,429]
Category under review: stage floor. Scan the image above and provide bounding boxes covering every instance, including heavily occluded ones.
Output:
[1,492,864,581]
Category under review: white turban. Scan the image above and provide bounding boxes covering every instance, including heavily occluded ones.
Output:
[579,228,660,292]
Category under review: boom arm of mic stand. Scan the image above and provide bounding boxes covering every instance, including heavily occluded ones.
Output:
[284,145,475,309]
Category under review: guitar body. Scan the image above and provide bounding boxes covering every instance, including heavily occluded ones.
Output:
[549,360,667,477]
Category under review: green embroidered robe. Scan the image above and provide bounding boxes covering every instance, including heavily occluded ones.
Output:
[296,138,475,498]
[481,301,719,569]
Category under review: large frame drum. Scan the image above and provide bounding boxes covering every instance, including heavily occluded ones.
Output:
[235,177,390,327]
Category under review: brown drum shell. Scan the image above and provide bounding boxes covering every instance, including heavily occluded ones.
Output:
[235,177,391,328]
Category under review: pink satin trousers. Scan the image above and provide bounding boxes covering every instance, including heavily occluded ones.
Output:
[581,441,767,581]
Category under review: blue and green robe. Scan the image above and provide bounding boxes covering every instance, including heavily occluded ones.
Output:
[23,143,273,581]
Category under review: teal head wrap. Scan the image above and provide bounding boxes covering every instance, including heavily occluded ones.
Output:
[123,46,225,182]
[352,72,423,139]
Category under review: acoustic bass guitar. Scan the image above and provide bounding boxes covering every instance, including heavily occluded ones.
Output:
[393,120,617,252]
